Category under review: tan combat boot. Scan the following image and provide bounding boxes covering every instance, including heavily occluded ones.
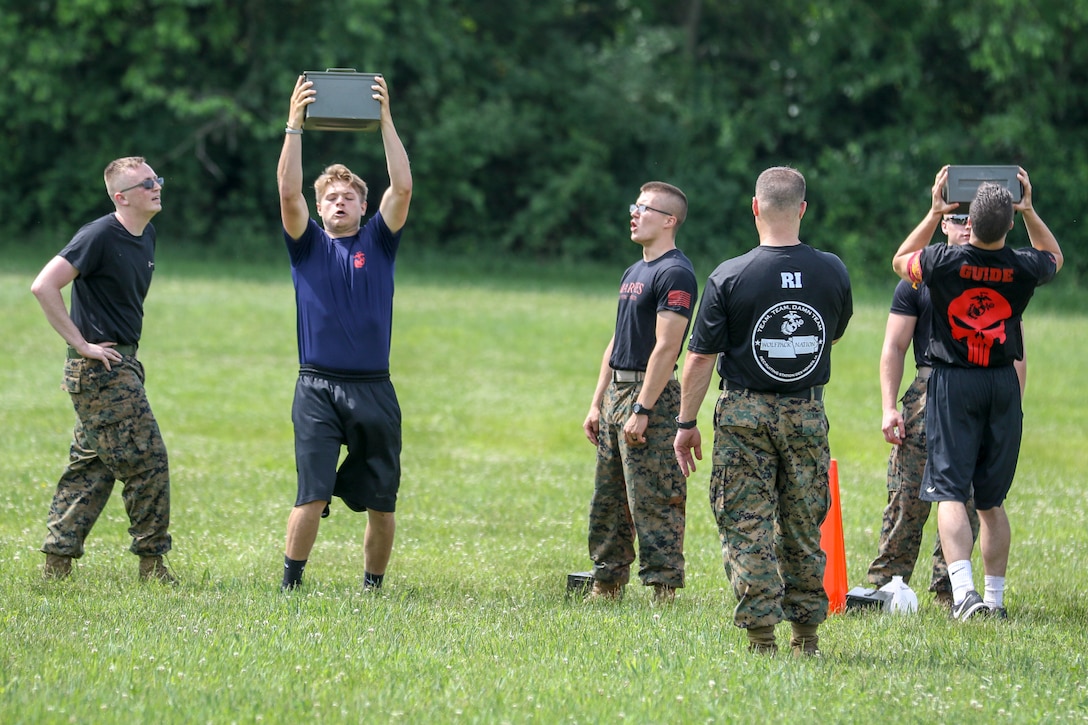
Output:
[139,555,178,585]
[790,622,820,657]
[747,625,778,656]
[651,584,676,605]
[586,580,624,601]
[43,554,72,580]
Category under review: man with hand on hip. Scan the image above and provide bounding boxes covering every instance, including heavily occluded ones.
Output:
[31,157,176,584]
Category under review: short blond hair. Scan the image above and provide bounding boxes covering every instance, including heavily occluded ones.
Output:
[103,156,147,195]
[314,164,368,204]
[640,181,688,226]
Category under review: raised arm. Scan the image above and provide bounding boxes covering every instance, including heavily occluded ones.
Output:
[373,75,413,233]
[892,166,960,281]
[1015,168,1063,273]
[277,75,315,240]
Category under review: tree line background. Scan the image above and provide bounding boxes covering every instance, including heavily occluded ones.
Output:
[4,0,1085,283]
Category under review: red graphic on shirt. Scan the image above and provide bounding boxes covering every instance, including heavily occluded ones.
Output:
[948,287,1012,366]
[619,281,644,301]
[353,251,366,269]
[667,290,692,309]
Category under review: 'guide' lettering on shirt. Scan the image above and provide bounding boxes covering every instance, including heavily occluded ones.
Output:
[959,264,1013,283]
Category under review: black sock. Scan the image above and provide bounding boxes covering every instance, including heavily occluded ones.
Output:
[282,556,306,589]
[363,571,384,589]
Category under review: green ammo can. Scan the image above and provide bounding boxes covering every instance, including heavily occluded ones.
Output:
[302,68,382,132]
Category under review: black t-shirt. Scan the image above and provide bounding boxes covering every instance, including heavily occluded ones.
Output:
[608,248,698,371]
[920,243,1056,367]
[59,213,155,345]
[688,243,852,392]
[889,279,935,369]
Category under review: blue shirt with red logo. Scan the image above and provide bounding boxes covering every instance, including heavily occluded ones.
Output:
[285,213,401,372]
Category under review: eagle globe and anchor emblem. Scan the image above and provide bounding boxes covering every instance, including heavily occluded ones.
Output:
[752,302,826,382]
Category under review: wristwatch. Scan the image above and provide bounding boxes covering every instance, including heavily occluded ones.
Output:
[675,417,698,429]
[632,402,653,416]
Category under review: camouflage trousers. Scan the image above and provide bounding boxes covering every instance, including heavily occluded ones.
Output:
[709,389,831,630]
[866,374,979,593]
[42,355,172,558]
[588,378,686,588]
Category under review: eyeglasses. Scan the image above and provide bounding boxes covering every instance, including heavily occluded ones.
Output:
[630,203,674,217]
[118,176,165,194]
[943,214,969,226]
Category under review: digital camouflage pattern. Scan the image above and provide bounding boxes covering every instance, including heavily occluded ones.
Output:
[588,379,686,589]
[867,374,979,593]
[709,389,830,630]
[42,355,171,558]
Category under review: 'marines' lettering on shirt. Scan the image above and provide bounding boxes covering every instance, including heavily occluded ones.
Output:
[959,264,1013,283]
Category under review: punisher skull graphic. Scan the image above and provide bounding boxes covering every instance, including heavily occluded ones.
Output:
[947,287,1012,366]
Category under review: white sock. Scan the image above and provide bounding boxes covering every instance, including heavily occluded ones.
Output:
[948,559,974,604]
[984,575,1005,608]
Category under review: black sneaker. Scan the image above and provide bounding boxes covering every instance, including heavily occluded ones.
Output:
[986,604,1008,619]
[951,590,988,621]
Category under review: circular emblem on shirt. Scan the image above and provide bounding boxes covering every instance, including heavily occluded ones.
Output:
[751,301,826,382]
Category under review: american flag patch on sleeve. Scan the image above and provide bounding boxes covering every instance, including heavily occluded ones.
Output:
[667,290,692,309]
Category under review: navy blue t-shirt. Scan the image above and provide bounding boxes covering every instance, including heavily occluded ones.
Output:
[59,213,155,345]
[688,243,852,392]
[286,213,401,373]
[608,248,698,371]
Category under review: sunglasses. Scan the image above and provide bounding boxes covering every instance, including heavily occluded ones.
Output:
[118,176,165,194]
[943,214,969,226]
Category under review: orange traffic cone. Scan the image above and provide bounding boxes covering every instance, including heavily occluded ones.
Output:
[821,458,848,614]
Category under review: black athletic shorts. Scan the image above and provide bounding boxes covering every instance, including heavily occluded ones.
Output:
[920,365,1022,510]
[292,368,402,513]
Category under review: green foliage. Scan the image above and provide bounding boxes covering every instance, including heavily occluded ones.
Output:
[1,0,1086,279]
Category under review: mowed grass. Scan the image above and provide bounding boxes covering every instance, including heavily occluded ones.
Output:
[1,249,1086,724]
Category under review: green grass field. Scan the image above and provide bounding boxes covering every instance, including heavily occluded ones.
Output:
[1,248,1086,724]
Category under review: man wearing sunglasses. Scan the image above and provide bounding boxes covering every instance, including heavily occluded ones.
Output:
[864,205,1021,609]
[582,181,697,604]
[277,74,412,592]
[30,157,176,584]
